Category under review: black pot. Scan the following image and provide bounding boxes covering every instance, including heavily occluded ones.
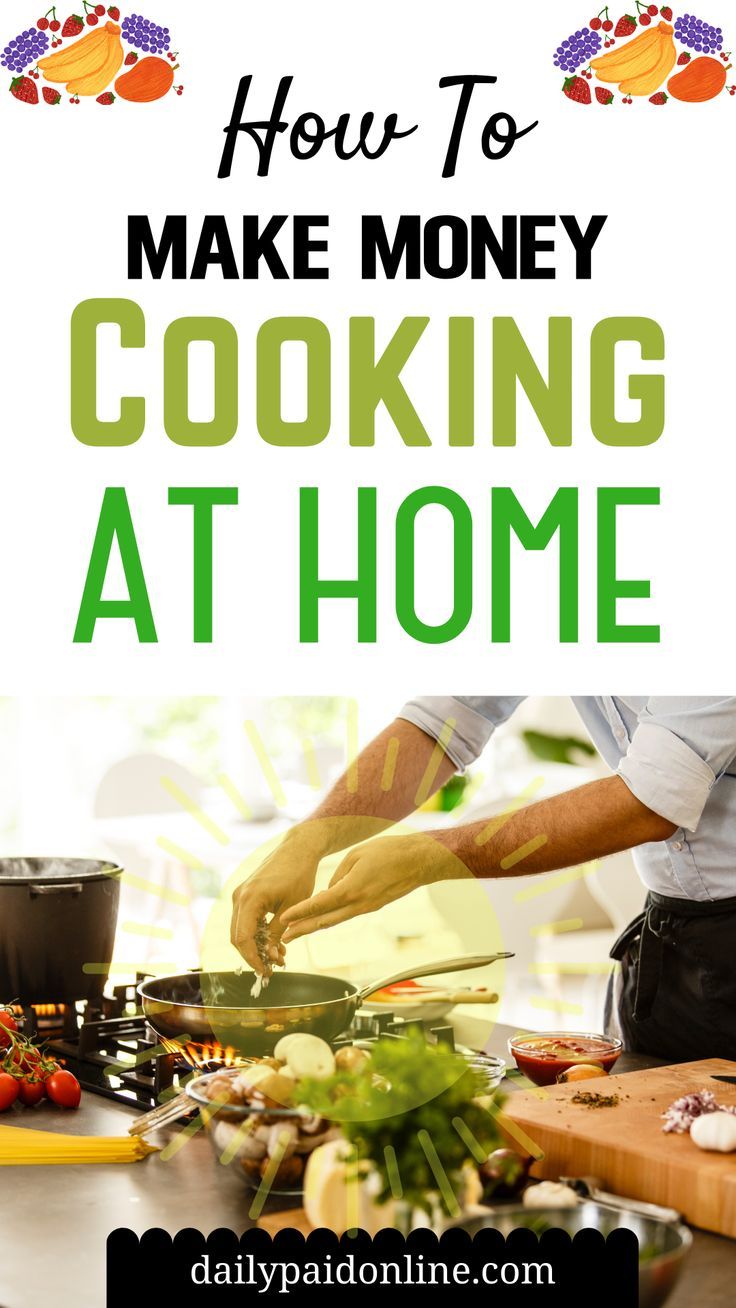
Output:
[0,858,122,1005]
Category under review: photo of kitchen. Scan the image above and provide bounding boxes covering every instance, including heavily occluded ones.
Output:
[1,694,735,1308]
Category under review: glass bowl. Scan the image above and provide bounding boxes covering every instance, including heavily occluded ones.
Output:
[508,1031,623,1087]
[186,1067,340,1195]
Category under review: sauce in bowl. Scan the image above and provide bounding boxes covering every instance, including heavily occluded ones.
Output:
[509,1031,622,1086]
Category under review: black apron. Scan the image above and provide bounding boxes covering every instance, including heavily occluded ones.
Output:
[604,890,736,1063]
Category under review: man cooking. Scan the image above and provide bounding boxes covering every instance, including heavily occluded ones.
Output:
[231,697,736,1062]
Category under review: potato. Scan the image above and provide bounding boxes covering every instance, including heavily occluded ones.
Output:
[283,1034,336,1080]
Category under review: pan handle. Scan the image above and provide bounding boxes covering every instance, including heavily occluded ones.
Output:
[357,953,514,1001]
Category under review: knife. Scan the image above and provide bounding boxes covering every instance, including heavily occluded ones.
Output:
[711,1075,736,1085]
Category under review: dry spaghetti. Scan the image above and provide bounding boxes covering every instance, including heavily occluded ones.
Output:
[0,1124,159,1166]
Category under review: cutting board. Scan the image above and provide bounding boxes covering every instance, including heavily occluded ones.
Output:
[505,1058,736,1238]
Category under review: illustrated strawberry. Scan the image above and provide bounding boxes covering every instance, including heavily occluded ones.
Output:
[10,75,38,104]
[615,14,638,36]
[43,86,62,104]
[124,50,138,64]
[677,51,691,64]
[96,91,115,104]
[107,5,120,17]
[563,75,592,104]
[62,13,84,37]
[649,91,668,103]
[660,5,673,19]
[596,86,615,104]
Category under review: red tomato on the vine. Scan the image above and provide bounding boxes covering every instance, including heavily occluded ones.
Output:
[0,1011,18,1049]
[44,1069,81,1109]
[17,1078,45,1107]
[0,1071,19,1111]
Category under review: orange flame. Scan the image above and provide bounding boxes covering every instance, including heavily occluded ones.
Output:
[160,1037,250,1069]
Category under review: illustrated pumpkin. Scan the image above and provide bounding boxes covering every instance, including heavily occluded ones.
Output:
[667,55,729,102]
[114,55,175,102]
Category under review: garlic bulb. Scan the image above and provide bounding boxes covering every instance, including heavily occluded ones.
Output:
[523,1181,579,1209]
[690,1111,736,1153]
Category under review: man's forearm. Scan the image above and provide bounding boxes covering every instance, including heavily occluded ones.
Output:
[291,718,457,856]
[431,775,677,879]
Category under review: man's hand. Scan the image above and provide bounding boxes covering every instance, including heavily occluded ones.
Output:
[230,828,327,971]
[280,832,467,944]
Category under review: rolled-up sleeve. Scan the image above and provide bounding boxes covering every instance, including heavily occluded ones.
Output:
[617,698,736,832]
[397,696,525,771]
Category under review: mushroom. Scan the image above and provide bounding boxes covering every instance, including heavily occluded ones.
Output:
[211,1120,267,1161]
[334,1046,371,1074]
[267,1121,300,1160]
[260,1153,304,1185]
[282,1034,336,1080]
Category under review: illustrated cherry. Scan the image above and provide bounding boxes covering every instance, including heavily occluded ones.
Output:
[602,18,613,31]
[647,3,658,13]
[37,16,49,28]
[50,19,60,30]
[95,3,105,12]
[590,16,602,28]
[639,13,652,23]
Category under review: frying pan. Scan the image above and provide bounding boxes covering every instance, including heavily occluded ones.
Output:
[138,953,512,1055]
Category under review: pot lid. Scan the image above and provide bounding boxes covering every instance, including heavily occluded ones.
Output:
[0,858,122,886]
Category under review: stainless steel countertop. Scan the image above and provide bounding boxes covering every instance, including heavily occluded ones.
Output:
[0,1022,733,1308]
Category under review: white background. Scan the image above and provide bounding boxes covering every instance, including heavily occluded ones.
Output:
[0,0,732,695]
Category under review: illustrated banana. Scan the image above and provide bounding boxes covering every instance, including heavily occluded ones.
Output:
[591,20,675,95]
[591,29,659,75]
[38,20,123,95]
[67,40,124,96]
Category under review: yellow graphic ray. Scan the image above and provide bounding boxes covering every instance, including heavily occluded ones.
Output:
[451,1116,489,1164]
[501,833,548,870]
[530,918,584,937]
[414,717,457,807]
[243,721,287,807]
[156,837,204,871]
[529,995,585,1016]
[160,776,230,846]
[248,1130,291,1219]
[417,1128,460,1217]
[103,1037,192,1077]
[217,773,252,820]
[381,737,400,792]
[483,1100,546,1161]
[160,1115,206,1161]
[383,1144,403,1198]
[474,776,545,846]
[514,860,599,903]
[120,870,191,906]
[301,738,322,791]
[120,921,174,940]
[346,699,359,794]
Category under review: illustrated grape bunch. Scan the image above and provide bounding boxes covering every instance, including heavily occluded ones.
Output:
[120,12,171,54]
[1,26,49,73]
[673,13,724,52]
[553,26,603,74]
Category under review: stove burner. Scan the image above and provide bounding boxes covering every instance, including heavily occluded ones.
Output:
[16,978,502,1113]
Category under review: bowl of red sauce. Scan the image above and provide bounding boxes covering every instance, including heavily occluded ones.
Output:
[508,1031,623,1087]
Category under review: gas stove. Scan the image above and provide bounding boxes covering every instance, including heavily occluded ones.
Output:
[17,980,504,1112]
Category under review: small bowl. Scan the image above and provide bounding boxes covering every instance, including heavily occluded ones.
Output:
[508,1031,623,1087]
[186,1068,339,1196]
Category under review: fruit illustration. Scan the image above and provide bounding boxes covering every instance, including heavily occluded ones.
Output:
[108,5,121,18]
[591,19,676,95]
[62,14,84,37]
[563,73,592,103]
[649,90,668,102]
[615,15,638,37]
[115,53,175,101]
[678,51,692,63]
[596,85,615,102]
[42,84,61,102]
[10,73,39,102]
[38,19,122,95]
[96,89,114,102]
[668,53,730,99]
[124,50,138,64]
[673,13,724,53]
[1,26,50,73]
[553,25,603,72]
[660,5,673,19]
[121,12,171,54]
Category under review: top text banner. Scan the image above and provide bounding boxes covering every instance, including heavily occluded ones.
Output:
[0,0,730,694]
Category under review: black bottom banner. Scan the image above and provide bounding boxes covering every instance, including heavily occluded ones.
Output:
[107,1226,639,1305]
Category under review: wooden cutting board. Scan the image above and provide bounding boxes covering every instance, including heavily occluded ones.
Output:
[505,1058,736,1237]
